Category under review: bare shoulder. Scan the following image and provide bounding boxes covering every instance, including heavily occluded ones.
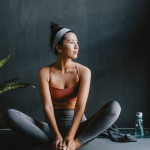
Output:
[75,62,91,78]
[37,63,54,74]
[37,64,53,81]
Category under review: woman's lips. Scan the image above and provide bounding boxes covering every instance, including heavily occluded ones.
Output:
[73,51,78,54]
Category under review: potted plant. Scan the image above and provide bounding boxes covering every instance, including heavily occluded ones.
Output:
[0,55,35,123]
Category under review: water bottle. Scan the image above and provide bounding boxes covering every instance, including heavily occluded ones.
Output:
[135,112,144,137]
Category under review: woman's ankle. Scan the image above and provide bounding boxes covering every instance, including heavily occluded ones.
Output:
[74,138,81,149]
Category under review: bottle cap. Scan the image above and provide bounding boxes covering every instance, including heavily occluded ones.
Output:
[136,112,143,117]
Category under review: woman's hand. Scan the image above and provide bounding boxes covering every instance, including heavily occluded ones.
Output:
[62,135,74,150]
[51,135,65,150]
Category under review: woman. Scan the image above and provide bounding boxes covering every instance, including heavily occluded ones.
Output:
[4,22,121,150]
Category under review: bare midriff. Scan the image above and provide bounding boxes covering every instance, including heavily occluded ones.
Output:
[52,101,76,110]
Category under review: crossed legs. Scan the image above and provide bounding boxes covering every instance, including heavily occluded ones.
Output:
[4,109,53,147]
[4,100,121,149]
[75,100,121,145]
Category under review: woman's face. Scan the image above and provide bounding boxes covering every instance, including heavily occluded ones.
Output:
[57,32,79,59]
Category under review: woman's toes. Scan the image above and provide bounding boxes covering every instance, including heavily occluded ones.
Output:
[62,145,66,150]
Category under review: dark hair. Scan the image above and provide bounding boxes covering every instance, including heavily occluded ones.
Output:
[50,21,74,56]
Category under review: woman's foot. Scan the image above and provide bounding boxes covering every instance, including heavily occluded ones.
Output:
[59,139,81,150]
[70,139,81,150]
[58,144,66,150]
[75,138,81,149]
[60,144,66,150]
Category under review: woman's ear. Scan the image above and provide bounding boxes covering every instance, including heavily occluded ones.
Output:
[56,44,62,53]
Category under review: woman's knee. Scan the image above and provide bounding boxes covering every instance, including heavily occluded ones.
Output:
[4,109,17,122]
[108,101,121,116]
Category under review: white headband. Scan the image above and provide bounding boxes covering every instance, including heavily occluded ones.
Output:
[52,28,73,50]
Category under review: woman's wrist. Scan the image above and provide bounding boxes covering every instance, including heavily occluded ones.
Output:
[53,132,62,138]
[74,138,81,149]
[65,133,74,139]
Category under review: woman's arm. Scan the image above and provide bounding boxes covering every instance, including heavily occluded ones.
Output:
[37,67,61,138]
[66,66,91,138]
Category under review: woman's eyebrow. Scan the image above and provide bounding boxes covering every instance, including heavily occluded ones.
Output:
[68,39,78,41]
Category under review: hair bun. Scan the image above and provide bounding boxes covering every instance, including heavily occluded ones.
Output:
[50,21,60,33]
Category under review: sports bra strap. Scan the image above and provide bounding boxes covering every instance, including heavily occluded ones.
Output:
[49,62,80,82]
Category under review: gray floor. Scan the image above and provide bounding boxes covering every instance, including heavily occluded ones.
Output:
[80,138,150,150]
[0,129,150,150]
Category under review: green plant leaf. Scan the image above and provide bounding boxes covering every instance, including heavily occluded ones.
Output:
[0,77,21,87]
[0,82,35,94]
[0,54,10,69]
[0,112,5,123]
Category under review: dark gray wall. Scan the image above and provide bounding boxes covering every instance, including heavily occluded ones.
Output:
[0,0,150,128]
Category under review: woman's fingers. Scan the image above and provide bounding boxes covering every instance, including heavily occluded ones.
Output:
[55,141,59,150]
[63,140,69,150]
[63,145,67,150]
[53,142,56,150]
[59,141,64,150]
[62,140,66,147]
[51,136,64,150]
[59,140,63,147]
[58,145,63,150]
[66,141,72,150]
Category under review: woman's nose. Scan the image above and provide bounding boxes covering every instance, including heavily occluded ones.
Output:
[74,43,79,49]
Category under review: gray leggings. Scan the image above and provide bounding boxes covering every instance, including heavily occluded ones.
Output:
[4,100,121,147]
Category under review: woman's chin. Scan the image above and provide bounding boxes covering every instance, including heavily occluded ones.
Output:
[73,56,77,59]
[74,54,78,58]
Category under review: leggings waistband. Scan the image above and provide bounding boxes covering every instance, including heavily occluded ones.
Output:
[54,109,76,116]
[54,109,87,120]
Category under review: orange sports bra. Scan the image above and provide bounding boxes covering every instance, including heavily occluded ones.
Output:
[49,62,80,103]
